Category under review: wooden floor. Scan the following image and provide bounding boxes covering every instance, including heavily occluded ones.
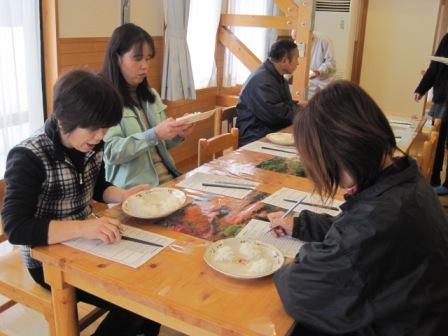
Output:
[0,295,185,336]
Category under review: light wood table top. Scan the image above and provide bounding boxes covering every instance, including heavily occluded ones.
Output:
[32,144,319,336]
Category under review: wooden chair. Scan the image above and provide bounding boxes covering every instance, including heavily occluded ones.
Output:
[0,179,106,335]
[214,105,237,136]
[198,128,239,166]
[409,117,440,158]
[417,131,439,181]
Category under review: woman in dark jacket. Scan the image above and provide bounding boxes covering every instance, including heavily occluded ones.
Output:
[269,80,448,336]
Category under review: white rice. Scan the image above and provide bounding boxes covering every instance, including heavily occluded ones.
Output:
[214,245,235,262]
[248,258,271,274]
[239,242,262,260]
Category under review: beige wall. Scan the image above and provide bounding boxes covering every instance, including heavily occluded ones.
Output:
[360,0,439,117]
[58,0,164,37]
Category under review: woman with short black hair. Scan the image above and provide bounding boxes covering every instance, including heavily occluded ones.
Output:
[2,69,161,335]
[269,80,448,336]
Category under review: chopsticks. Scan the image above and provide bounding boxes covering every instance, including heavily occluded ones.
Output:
[121,236,164,248]
[90,212,163,248]
[215,180,256,188]
[284,198,339,211]
[260,146,296,154]
[201,183,255,190]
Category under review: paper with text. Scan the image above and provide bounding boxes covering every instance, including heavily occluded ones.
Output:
[242,141,298,159]
[262,187,342,216]
[237,219,304,258]
[176,172,259,199]
[63,225,174,268]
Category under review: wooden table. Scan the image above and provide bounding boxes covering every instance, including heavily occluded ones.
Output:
[388,115,427,154]
[32,146,316,336]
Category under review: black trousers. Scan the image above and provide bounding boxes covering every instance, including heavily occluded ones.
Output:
[29,267,160,336]
[431,117,447,185]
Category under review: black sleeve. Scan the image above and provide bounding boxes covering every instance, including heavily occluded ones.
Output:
[1,147,50,246]
[251,81,297,126]
[415,34,448,95]
[92,160,113,202]
[292,210,336,242]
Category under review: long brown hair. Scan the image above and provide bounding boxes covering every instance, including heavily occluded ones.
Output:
[294,80,396,199]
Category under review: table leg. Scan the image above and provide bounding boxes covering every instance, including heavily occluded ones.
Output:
[43,263,79,336]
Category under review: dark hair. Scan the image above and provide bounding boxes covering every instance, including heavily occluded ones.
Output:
[53,70,123,133]
[101,23,156,107]
[293,80,396,199]
[269,39,298,62]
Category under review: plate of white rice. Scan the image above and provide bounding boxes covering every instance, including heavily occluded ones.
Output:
[203,238,284,279]
[122,187,186,219]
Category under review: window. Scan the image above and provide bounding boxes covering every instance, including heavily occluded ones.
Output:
[224,0,277,86]
[0,0,44,176]
[187,0,222,89]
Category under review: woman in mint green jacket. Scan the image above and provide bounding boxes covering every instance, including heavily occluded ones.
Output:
[101,23,192,189]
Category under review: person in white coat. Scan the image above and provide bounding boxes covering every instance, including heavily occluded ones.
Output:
[291,30,336,98]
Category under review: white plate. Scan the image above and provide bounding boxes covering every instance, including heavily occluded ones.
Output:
[122,187,186,219]
[266,133,294,146]
[204,237,284,279]
[176,110,215,123]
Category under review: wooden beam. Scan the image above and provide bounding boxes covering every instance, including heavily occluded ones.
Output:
[291,0,314,102]
[221,14,296,30]
[218,26,261,72]
[216,94,239,107]
[41,0,59,117]
[273,0,299,17]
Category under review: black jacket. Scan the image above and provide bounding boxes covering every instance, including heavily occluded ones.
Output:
[275,157,448,336]
[236,60,298,146]
[415,33,448,104]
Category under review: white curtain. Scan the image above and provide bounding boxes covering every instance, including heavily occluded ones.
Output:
[0,0,44,176]
[224,0,277,86]
[161,0,196,100]
[187,0,222,89]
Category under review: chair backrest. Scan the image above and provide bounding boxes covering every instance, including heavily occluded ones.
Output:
[214,106,237,136]
[198,128,239,166]
[420,131,439,180]
[432,118,442,133]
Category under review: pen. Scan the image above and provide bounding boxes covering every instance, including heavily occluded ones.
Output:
[283,198,339,211]
[281,195,306,218]
[202,183,255,190]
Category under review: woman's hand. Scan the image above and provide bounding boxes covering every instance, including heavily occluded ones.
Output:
[80,216,123,244]
[120,184,151,203]
[414,93,422,102]
[155,118,192,140]
[267,211,294,237]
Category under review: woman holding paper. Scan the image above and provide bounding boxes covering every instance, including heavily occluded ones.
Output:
[101,23,193,189]
[2,70,161,335]
[269,80,448,335]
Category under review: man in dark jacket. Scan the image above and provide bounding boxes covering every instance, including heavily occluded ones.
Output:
[236,39,300,147]
[414,33,448,192]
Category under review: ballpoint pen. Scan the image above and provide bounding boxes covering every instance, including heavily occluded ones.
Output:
[266,195,306,234]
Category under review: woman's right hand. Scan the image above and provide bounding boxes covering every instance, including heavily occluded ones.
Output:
[267,211,294,237]
[155,118,191,140]
[80,216,122,244]
[414,93,422,102]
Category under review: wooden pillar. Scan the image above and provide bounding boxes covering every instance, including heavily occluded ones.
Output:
[41,0,59,117]
[291,0,314,102]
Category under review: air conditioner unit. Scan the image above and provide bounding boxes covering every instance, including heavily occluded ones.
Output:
[314,0,357,80]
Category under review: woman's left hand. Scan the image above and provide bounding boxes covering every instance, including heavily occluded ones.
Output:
[121,184,151,203]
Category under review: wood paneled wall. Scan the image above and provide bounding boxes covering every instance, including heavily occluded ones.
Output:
[57,36,218,169]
